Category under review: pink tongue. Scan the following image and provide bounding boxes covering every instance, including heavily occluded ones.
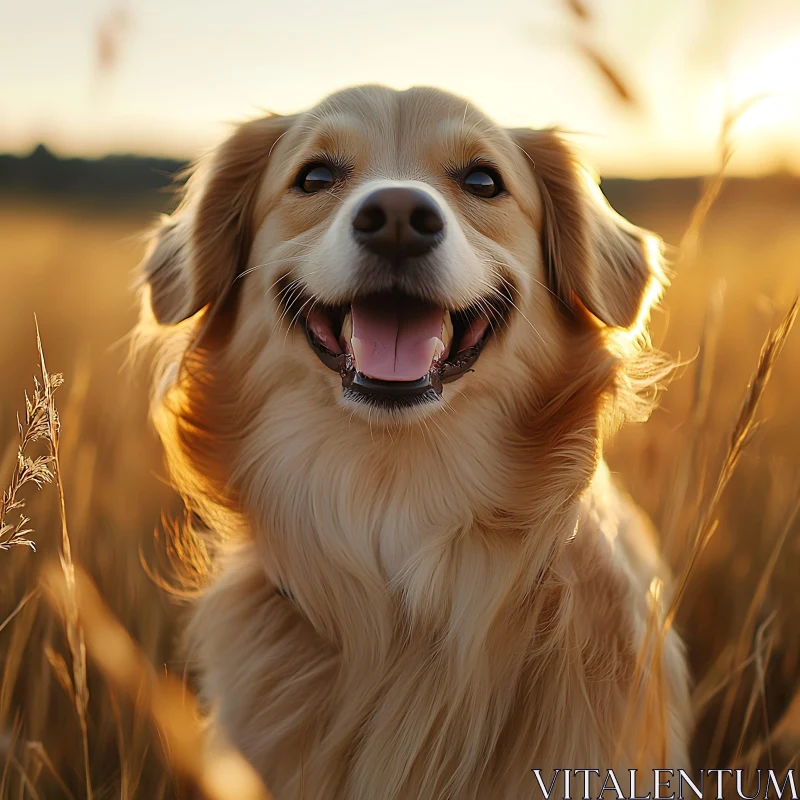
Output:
[350,296,443,381]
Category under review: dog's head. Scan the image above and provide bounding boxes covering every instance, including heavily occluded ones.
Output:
[139,85,670,637]
[141,84,664,442]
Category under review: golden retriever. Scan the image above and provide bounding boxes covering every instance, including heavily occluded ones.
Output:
[138,85,691,799]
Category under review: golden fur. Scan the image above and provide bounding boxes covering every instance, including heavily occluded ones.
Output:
[138,85,691,798]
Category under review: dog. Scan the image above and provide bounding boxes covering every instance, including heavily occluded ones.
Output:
[138,85,691,799]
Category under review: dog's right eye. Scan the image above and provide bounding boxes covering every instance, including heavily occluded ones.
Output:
[295,164,335,193]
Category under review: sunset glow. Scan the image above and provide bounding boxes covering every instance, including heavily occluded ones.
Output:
[2,0,799,177]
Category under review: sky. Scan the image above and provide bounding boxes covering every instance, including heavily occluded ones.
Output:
[2,0,800,177]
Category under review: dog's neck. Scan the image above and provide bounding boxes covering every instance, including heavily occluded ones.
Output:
[236,387,602,662]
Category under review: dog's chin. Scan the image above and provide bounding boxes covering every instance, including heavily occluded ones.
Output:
[282,283,512,422]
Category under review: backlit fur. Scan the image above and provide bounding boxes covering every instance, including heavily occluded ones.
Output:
[138,85,691,799]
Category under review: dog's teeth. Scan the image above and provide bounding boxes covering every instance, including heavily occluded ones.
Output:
[432,337,446,362]
[441,311,453,348]
[341,311,353,347]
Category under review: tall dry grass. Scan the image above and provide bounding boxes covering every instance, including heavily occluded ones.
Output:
[0,211,275,798]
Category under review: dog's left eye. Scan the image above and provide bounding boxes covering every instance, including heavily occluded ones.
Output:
[462,167,503,198]
[296,164,335,193]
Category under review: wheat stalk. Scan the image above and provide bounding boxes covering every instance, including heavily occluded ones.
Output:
[561,0,640,109]
[0,354,63,552]
[708,491,800,766]
[621,300,798,765]
[31,321,94,800]
[28,320,272,799]
[679,95,771,269]
[661,281,726,560]
[666,298,798,632]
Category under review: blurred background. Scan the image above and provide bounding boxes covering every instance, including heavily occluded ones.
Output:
[1,0,800,796]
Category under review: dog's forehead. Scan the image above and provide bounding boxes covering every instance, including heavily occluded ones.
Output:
[293,86,510,174]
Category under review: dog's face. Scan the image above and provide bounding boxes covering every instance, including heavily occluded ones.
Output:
[142,85,663,431]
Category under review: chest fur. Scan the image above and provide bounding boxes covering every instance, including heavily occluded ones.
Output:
[188,507,677,800]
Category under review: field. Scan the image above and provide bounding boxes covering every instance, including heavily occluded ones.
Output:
[1,178,800,797]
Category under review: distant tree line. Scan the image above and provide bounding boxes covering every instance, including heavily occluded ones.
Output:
[0,144,186,199]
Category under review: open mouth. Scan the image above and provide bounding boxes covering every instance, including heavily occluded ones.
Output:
[288,286,512,408]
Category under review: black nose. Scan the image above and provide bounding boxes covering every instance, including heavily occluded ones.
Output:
[351,186,444,261]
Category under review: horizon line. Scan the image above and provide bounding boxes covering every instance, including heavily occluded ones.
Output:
[3,142,799,183]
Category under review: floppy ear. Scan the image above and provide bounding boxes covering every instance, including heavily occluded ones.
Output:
[140,114,293,325]
[510,128,666,330]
